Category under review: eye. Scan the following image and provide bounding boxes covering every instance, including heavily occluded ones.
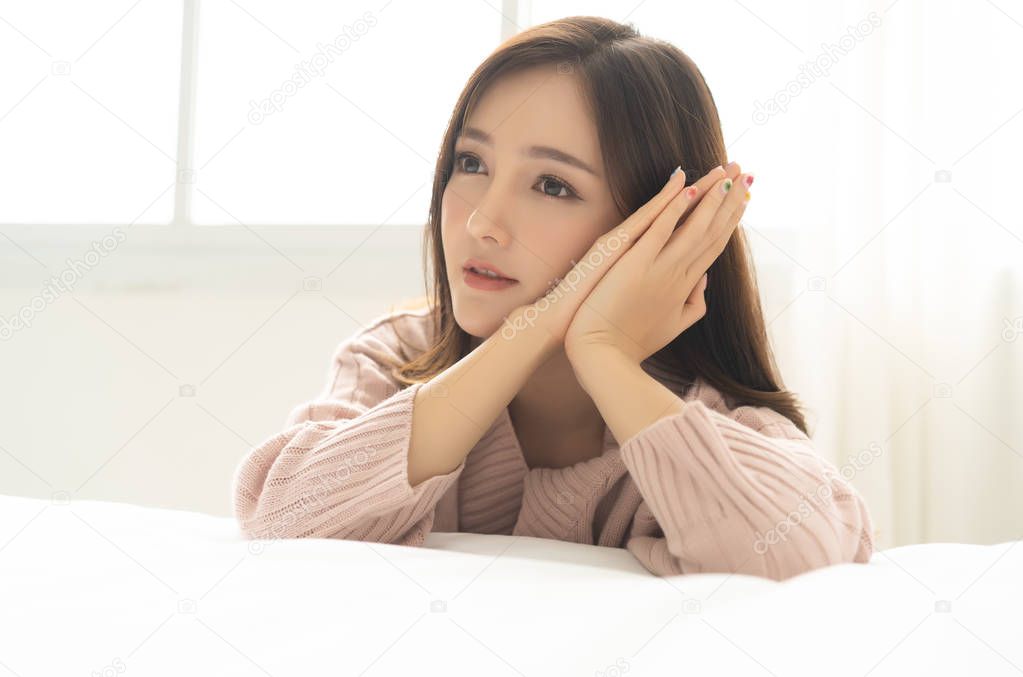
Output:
[454,151,485,175]
[452,151,580,201]
[534,175,579,200]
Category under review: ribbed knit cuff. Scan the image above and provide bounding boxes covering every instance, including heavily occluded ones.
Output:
[321,381,466,522]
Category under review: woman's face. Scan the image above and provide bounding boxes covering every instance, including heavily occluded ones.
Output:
[441,64,622,340]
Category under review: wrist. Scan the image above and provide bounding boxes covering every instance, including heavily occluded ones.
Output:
[490,306,559,368]
[567,343,632,393]
[566,339,630,366]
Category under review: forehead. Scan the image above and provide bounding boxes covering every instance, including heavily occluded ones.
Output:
[462,65,601,165]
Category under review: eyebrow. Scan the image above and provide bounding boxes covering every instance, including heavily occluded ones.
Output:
[458,126,601,178]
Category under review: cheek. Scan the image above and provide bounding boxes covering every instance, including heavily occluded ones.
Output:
[441,183,476,234]
[539,218,605,274]
[439,187,462,247]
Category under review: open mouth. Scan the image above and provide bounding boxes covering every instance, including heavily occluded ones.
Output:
[464,265,516,281]
[463,266,519,290]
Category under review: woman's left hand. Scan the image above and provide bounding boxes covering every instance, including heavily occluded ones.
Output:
[564,165,753,365]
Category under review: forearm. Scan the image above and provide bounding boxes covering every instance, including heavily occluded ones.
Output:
[407,311,555,486]
[568,346,685,446]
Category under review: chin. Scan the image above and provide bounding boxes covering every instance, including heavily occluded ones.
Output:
[452,306,503,340]
[452,292,523,338]
[449,270,535,336]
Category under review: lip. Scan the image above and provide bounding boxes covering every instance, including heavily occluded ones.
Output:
[462,258,516,281]
[462,268,519,291]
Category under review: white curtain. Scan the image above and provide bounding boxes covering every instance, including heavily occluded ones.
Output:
[753,0,1023,549]
[533,0,1023,549]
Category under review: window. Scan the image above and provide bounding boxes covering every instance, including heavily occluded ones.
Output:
[0,0,503,227]
[190,0,500,225]
[0,1,182,224]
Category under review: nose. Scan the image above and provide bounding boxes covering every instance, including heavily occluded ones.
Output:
[467,209,507,245]
[465,184,513,246]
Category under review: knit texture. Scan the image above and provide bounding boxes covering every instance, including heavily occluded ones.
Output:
[232,307,875,580]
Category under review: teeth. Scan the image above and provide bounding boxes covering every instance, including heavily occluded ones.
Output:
[471,267,503,279]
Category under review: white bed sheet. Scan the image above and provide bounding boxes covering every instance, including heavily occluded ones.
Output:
[1,493,1020,676]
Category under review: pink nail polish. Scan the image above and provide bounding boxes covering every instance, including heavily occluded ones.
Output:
[743,174,755,188]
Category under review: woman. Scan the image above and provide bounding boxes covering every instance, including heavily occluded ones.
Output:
[232,15,875,580]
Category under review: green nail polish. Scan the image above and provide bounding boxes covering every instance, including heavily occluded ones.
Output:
[722,179,732,193]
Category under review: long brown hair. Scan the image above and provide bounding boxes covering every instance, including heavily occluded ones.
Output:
[382,15,809,435]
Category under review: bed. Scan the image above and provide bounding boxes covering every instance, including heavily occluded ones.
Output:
[1,493,1020,676]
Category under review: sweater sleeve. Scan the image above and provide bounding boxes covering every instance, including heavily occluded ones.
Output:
[619,399,875,581]
[231,313,465,546]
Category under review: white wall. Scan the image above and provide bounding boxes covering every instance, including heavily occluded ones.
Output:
[0,225,427,518]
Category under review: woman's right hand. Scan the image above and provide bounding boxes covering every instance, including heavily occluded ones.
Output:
[502,162,742,356]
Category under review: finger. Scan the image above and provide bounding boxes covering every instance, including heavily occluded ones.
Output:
[716,172,753,223]
[671,165,730,231]
[686,273,708,305]
[612,164,738,262]
[635,174,705,254]
[708,173,753,243]
[684,174,753,276]
[678,274,708,326]
[614,167,689,242]
[638,165,735,254]
[663,172,752,268]
[678,175,733,243]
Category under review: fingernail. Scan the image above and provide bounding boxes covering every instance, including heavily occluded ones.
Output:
[685,186,697,199]
[720,179,733,194]
[670,165,683,179]
[743,173,754,188]
[744,191,751,202]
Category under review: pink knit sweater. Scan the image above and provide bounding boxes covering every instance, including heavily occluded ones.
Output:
[232,307,875,580]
